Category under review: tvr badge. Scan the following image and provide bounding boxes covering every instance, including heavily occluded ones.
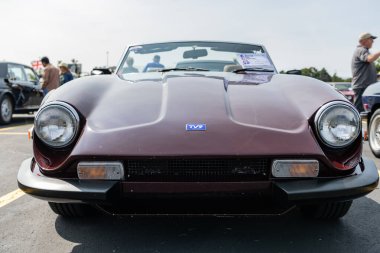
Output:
[186,124,207,131]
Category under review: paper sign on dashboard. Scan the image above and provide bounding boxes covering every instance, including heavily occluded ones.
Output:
[236,53,271,67]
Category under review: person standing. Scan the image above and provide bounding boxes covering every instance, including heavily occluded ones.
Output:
[41,57,60,95]
[123,57,139,73]
[351,33,380,112]
[143,55,164,72]
[58,62,74,85]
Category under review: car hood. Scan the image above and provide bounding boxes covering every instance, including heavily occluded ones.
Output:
[47,72,345,157]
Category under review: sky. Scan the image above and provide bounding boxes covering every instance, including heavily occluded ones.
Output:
[0,0,379,77]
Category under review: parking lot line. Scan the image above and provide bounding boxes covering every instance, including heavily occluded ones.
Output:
[0,189,25,208]
[0,132,28,135]
[0,124,33,132]
[0,126,23,132]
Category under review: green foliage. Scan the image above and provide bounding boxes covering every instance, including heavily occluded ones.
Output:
[282,67,351,82]
[300,67,331,82]
[375,59,380,72]
[280,66,350,82]
[331,73,350,82]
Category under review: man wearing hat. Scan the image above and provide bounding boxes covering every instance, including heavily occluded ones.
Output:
[58,62,74,85]
[351,32,380,112]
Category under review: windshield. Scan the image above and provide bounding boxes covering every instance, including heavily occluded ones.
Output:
[334,83,352,91]
[117,42,275,77]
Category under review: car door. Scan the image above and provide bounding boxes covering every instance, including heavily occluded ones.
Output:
[23,66,43,109]
[7,64,36,110]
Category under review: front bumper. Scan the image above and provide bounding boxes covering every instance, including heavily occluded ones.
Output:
[18,158,379,205]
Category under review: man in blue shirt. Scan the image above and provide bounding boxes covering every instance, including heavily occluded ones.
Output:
[143,55,164,72]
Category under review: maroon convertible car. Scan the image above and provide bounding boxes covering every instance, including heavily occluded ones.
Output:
[18,41,379,219]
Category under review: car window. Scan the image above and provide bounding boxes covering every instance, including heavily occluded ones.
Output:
[8,64,27,81]
[118,42,274,76]
[24,67,38,83]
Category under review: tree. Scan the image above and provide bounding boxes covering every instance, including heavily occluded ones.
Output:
[318,68,332,82]
[331,73,344,82]
[301,67,319,79]
[297,67,350,82]
[281,67,351,82]
[375,59,380,72]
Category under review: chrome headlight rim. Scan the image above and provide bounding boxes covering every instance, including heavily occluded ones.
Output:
[314,101,361,149]
[34,101,80,148]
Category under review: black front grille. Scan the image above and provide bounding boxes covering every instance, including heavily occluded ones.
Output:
[125,158,270,182]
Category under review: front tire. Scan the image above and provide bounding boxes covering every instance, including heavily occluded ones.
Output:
[48,202,91,217]
[0,95,13,124]
[369,109,380,157]
[299,200,352,220]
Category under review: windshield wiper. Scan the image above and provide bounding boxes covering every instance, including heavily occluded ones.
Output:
[159,67,209,72]
[232,67,274,73]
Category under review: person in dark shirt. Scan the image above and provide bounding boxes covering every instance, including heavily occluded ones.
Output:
[123,57,139,73]
[143,55,164,72]
[58,63,74,85]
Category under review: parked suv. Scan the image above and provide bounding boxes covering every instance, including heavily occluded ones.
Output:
[0,62,44,124]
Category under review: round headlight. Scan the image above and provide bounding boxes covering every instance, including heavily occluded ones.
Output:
[35,102,79,148]
[315,101,360,148]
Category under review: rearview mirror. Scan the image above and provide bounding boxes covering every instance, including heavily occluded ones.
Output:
[183,49,208,59]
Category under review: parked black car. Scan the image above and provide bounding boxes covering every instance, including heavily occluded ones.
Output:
[0,62,44,124]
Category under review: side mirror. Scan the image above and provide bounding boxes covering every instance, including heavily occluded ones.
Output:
[286,69,302,75]
[91,68,112,75]
[4,78,10,84]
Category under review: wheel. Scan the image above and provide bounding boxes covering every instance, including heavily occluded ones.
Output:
[299,200,352,220]
[0,95,13,124]
[369,109,380,157]
[48,202,91,217]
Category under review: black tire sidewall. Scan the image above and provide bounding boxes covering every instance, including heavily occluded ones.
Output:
[48,202,90,217]
[0,95,13,124]
[300,200,352,219]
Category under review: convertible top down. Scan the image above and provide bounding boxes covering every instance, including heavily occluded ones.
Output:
[18,41,378,219]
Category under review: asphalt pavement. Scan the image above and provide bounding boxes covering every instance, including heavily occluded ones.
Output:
[0,115,379,253]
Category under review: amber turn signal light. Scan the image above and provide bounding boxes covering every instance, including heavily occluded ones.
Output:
[77,162,124,180]
[28,127,34,140]
[272,160,319,178]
